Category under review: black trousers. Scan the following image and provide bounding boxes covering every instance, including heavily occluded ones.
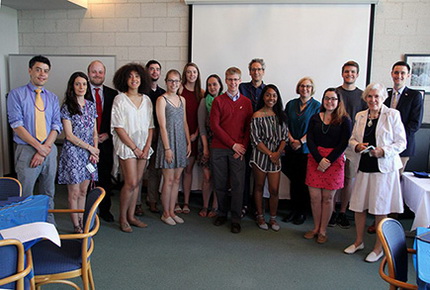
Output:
[281,151,309,214]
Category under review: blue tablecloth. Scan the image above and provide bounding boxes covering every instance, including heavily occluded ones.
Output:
[0,195,50,290]
[0,195,49,250]
[0,195,49,230]
[415,227,430,290]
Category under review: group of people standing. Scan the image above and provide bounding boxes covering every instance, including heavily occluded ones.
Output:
[7,55,423,263]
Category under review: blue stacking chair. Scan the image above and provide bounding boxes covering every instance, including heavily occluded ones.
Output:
[0,177,22,200]
[32,187,105,290]
[0,238,34,290]
[377,218,418,290]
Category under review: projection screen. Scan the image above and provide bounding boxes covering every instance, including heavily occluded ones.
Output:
[191,4,373,103]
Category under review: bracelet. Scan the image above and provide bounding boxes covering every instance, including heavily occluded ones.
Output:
[299,139,303,145]
[165,148,170,151]
[76,140,81,146]
[132,147,137,151]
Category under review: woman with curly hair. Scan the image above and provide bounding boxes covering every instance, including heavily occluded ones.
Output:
[111,63,153,233]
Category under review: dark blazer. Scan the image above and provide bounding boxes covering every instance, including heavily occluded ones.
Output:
[384,87,423,157]
[89,85,117,137]
[89,85,117,201]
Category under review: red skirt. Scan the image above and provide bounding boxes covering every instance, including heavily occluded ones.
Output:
[305,147,345,190]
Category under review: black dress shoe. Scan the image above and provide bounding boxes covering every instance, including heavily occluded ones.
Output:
[293,214,306,225]
[213,216,227,226]
[231,223,241,234]
[282,211,296,223]
[100,211,114,222]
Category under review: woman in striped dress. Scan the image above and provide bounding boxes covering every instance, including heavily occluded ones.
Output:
[250,84,288,231]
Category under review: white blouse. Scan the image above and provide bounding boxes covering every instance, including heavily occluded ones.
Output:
[111,93,154,160]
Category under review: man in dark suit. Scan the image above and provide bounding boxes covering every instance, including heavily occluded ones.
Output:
[384,60,424,172]
[87,60,118,222]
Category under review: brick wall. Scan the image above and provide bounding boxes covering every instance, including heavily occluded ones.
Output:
[17,0,430,121]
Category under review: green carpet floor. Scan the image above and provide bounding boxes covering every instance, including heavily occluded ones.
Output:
[44,184,416,290]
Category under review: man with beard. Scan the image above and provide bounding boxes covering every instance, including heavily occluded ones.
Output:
[87,60,118,222]
[142,60,166,213]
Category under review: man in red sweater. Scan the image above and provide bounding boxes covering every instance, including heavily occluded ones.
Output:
[210,67,253,233]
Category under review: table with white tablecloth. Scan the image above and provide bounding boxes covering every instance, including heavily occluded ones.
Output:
[402,172,430,231]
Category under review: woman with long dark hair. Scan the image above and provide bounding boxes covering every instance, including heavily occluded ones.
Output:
[304,88,352,243]
[111,63,153,233]
[197,74,223,218]
[250,84,288,231]
[58,71,99,233]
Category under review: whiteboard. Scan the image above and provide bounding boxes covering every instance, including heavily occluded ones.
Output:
[8,54,116,103]
[191,4,372,103]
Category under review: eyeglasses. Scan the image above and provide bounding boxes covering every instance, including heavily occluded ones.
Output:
[166,79,180,84]
[300,85,313,89]
[250,68,264,72]
[324,97,338,101]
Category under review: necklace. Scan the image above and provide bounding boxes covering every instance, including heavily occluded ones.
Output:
[367,110,380,127]
[321,113,331,134]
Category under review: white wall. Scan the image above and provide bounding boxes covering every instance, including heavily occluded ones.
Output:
[0,5,19,176]
[15,0,430,121]
[372,0,430,122]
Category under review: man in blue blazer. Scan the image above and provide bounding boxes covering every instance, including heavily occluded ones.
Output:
[384,61,424,171]
[87,60,118,222]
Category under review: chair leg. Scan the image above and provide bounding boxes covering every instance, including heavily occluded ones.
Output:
[88,265,95,290]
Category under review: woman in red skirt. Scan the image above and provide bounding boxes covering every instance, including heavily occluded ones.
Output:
[304,88,352,243]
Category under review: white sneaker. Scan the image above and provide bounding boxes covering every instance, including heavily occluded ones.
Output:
[172,215,184,224]
[161,215,176,226]
[344,243,365,254]
[365,251,384,263]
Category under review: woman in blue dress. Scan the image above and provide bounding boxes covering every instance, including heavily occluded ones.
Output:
[58,72,99,233]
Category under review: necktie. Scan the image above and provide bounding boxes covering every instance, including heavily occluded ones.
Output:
[34,89,47,142]
[391,91,399,109]
[95,88,102,132]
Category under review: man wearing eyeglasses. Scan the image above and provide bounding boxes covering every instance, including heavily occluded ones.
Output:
[211,67,253,234]
[239,58,266,218]
[239,58,266,112]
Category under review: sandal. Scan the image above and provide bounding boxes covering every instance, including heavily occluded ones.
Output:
[256,215,268,230]
[269,217,281,232]
[241,206,248,218]
[120,222,133,233]
[129,219,148,228]
[208,208,218,218]
[199,208,208,217]
[174,204,182,214]
[74,225,83,234]
[182,204,190,214]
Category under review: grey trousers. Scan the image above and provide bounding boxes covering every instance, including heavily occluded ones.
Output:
[211,148,245,224]
[15,144,57,224]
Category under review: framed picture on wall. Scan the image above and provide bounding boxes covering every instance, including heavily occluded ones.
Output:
[405,54,430,93]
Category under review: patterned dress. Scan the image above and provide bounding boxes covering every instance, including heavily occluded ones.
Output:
[250,115,288,172]
[155,96,188,169]
[58,101,98,184]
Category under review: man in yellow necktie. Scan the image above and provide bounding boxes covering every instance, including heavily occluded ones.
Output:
[7,55,62,224]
